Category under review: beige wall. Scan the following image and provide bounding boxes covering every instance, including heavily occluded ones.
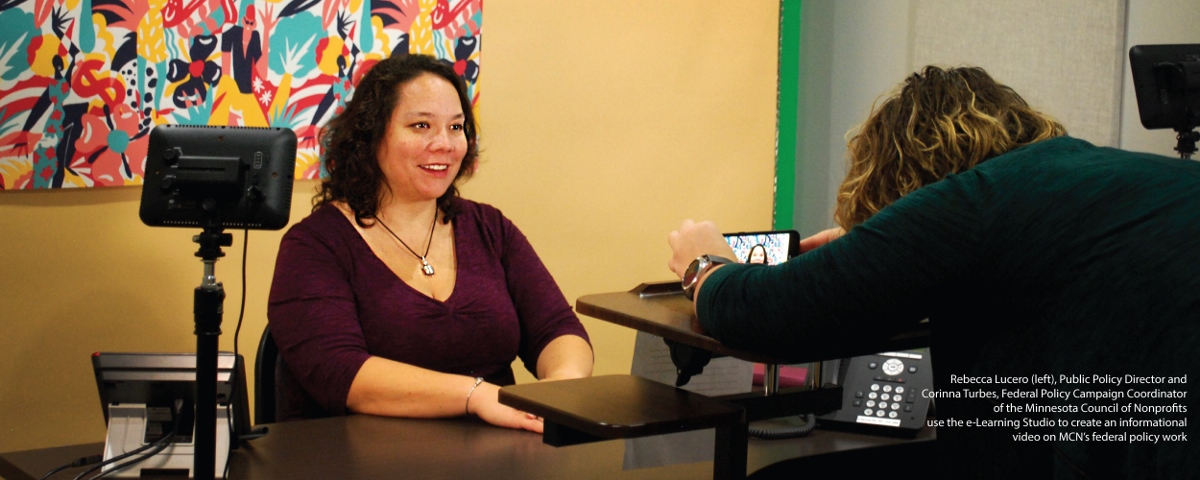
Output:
[0,1,780,452]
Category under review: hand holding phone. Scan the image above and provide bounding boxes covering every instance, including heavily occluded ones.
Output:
[667,220,737,278]
[799,227,845,253]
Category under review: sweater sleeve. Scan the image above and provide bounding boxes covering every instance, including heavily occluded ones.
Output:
[489,211,591,376]
[696,172,987,361]
[267,214,372,415]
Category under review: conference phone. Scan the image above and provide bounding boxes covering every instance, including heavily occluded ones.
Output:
[818,350,933,437]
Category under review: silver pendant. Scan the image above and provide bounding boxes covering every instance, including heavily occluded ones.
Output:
[421,260,435,276]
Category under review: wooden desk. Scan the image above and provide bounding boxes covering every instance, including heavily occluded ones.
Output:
[576,284,931,365]
[0,415,933,480]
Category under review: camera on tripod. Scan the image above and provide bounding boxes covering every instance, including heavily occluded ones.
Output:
[1129,44,1200,159]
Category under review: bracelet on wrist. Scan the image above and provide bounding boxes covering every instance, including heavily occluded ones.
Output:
[465,377,484,415]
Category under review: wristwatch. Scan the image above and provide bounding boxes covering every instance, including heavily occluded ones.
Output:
[681,255,735,300]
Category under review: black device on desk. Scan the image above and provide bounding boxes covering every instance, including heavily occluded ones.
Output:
[817,350,933,437]
[91,352,251,478]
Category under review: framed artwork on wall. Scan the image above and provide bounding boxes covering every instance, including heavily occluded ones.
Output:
[0,0,481,190]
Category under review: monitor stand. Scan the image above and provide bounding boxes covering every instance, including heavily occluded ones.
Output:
[103,403,232,478]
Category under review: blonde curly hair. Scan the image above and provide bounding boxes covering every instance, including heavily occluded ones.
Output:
[834,66,1066,230]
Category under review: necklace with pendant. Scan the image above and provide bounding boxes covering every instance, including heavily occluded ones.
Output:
[377,207,438,276]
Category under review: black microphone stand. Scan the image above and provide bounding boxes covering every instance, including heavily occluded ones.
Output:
[193,200,231,480]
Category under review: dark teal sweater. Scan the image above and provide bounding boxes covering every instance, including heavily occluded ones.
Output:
[699,137,1200,478]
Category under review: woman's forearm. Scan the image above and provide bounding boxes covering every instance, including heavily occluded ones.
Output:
[347,356,547,433]
[345,356,481,418]
[535,334,594,381]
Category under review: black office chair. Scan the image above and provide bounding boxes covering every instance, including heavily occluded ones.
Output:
[254,325,280,424]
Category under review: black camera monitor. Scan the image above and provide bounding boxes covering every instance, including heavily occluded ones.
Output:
[1129,44,1200,131]
[139,126,297,230]
[92,352,251,443]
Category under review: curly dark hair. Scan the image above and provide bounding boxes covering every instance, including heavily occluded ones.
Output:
[836,66,1065,229]
[314,53,479,226]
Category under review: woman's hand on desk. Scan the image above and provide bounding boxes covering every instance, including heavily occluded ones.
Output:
[461,334,597,433]
[347,357,544,433]
[468,382,545,433]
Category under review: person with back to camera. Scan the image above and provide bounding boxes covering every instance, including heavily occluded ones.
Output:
[267,53,593,432]
[746,244,768,264]
[668,66,1199,478]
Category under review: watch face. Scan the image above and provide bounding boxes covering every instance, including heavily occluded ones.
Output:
[682,257,703,288]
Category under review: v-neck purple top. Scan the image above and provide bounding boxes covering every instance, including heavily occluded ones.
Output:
[267,198,590,420]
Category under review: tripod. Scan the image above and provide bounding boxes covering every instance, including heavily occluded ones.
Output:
[137,124,296,478]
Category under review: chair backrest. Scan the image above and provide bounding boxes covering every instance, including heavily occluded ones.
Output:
[254,325,279,424]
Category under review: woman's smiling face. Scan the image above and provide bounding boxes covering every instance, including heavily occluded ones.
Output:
[376,72,468,204]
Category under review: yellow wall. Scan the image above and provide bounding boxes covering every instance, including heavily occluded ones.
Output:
[0,1,779,452]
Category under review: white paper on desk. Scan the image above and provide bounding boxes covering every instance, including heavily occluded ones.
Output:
[623,331,754,470]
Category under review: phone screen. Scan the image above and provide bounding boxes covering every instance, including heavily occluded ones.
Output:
[722,230,800,266]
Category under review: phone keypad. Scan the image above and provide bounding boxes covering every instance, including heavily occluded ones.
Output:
[858,382,917,417]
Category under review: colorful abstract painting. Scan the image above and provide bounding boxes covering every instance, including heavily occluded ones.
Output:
[0,0,481,189]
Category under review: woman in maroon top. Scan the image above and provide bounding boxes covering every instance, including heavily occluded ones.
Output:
[267,54,593,432]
